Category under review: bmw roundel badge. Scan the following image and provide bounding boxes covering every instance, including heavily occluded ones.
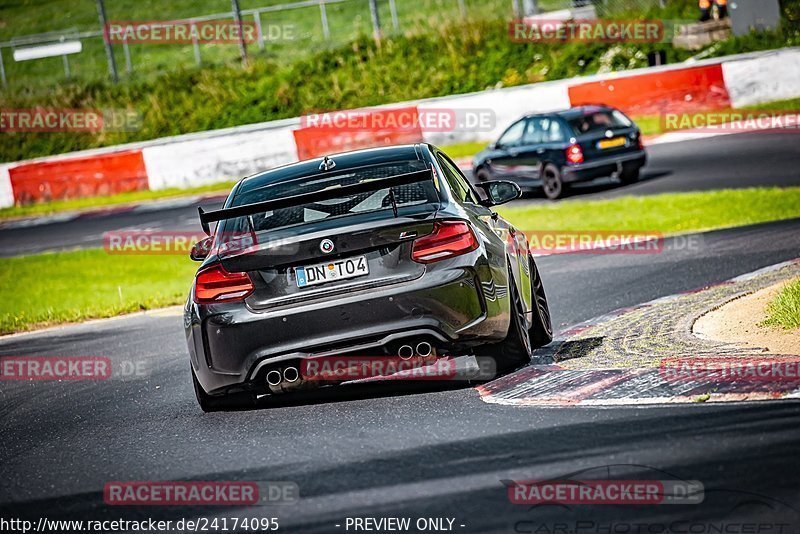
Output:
[320,239,335,254]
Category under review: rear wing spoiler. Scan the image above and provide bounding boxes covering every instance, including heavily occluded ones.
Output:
[197,167,435,235]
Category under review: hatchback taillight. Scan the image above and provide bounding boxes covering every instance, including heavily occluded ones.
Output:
[411,221,478,263]
[566,143,584,164]
[194,264,254,304]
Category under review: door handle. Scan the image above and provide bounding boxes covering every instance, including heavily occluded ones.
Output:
[536,148,545,154]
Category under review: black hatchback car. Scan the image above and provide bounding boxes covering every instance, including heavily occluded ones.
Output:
[472,105,647,199]
[186,144,552,411]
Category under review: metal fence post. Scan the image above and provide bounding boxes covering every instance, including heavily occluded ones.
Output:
[95,0,118,82]
[122,38,132,74]
[388,0,399,31]
[231,0,248,64]
[457,0,467,18]
[191,23,202,65]
[62,54,70,78]
[319,1,331,40]
[368,0,382,40]
[0,49,7,87]
[254,12,265,49]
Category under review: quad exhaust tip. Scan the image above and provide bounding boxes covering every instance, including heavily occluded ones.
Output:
[398,345,414,360]
[416,341,432,358]
[283,366,300,383]
[266,369,282,386]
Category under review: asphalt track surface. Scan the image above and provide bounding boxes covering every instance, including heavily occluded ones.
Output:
[1,130,799,257]
[2,218,800,531]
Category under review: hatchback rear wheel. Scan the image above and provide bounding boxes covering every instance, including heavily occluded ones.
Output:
[542,163,565,200]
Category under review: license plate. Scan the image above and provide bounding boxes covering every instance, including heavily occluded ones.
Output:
[598,137,627,149]
[295,255,369,288]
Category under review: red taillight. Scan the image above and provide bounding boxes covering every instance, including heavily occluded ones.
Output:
[637,136,645,150]
[566,143,584,164]
[194,264,254,304]
[411,221,478,264]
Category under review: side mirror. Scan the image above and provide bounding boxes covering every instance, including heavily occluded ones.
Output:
[489,142,498,150]
[190,236,213,261]
[478,180,521,207]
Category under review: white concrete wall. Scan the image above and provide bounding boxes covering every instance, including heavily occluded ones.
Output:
[142,123,299,190]
[0,165,14,208]
[418,79,572,146]
[722,48,800,107]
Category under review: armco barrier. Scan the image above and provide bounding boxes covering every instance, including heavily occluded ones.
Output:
[568,64,730,115]
[8,149,147,204]
[1,47,798,207]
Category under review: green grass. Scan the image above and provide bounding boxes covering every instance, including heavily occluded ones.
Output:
[0,249,198,334]
[762,278,800,330]
[0,181,236,219]
[2,186,800,334]
[498,187,800,234]
[441,141,489,159]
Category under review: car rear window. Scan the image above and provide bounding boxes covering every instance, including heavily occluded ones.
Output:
[568,110,632,135]
[222,160,439,236]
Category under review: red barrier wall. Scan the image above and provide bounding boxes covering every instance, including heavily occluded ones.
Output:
[9,150,148,205]
[293,106,423,160]
[568,64,731,115]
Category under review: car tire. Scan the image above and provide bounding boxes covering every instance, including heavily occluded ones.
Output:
[475,168,491,183]
[484,267,533,374]
[619,167,640,185]
[542,163,565,200]
[528,255,553,348]
[191,365,256,412]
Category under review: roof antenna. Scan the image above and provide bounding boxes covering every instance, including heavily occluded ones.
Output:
[319,156,336,171]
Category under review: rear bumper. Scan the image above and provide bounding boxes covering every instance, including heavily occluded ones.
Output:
[563,150,647,183]
[186,257,507,395]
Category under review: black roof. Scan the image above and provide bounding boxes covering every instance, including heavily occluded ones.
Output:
[236,144,426,196]
[524,104,615,121]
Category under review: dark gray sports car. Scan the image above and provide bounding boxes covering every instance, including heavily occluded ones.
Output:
[185,144,552,411]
